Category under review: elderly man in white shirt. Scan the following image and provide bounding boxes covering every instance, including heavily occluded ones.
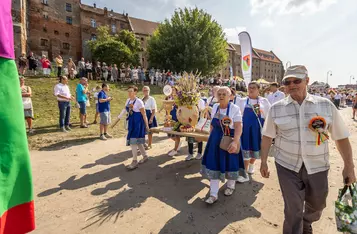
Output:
[267,82,285,104]
[54,76,74,132]
[260,65,356,234]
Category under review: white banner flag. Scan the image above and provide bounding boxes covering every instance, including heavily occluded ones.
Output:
[238,31,253,88]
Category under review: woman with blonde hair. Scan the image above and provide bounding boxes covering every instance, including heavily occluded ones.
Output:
[67,58,76,79]
[201,86,245,204]
[142,86,158,149]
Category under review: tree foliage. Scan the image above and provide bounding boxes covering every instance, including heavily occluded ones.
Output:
[147,7,228,76]
[87,26,141,66]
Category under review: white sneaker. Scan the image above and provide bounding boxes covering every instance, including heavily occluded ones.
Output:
[100,135,107,141]
[195,153,203,160]
[248,164,255,174]
[185,154,194,161]
[168,150,178,157]
[237,175,250,183]
[177,142,183,152]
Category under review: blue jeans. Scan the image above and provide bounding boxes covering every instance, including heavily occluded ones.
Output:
[58,101,71,128]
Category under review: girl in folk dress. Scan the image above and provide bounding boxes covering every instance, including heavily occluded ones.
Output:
[237,81,271,183]
[201,87,245,204]
[142,86,158,149]
[111,64,119,82]
[117,86,150,170]
[132,67,139,84]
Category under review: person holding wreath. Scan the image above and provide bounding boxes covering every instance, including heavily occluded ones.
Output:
[201,86,245,204]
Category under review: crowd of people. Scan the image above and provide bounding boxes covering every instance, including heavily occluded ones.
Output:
[19,63,357,234]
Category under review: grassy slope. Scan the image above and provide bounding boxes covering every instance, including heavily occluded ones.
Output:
[26,78,166,150]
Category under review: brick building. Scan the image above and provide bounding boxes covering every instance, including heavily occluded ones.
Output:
[12,0,28,59]
[222,43,284,83]
[13,0,284,77]
[26,0,82,61]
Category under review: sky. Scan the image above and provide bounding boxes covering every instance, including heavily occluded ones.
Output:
[82,0,357,87]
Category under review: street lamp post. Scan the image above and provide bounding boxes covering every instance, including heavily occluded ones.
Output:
[350,75,355,84]
[286,61,291,68]
[326,70,332,85]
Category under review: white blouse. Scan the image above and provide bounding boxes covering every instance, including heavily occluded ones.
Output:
[238,97,271,119]
[143,96,157,111]
[211,103,242,129]
[125,98,145,112]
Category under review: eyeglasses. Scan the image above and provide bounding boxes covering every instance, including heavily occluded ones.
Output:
[283,79,303,86]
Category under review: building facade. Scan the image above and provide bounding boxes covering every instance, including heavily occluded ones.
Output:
[13,0,284,77]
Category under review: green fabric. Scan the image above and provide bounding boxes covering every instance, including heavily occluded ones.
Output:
[0,58,34,216]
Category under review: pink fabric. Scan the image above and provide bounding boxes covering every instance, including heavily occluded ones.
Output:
[0,0,14,60]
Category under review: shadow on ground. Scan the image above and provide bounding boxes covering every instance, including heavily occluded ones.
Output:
[38,136,98,151]
[38,147,264,233]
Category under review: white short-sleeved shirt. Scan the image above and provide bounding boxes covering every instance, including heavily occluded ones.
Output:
[54,83,71,101]
[211,103,242,129]
[207,96,218,106]
[94,92,99,104]
[125,98,145,112]
[143,96,157,111]
[334,94,342,100]
[238,97,271,119]
[262,93,350,175]
[267,90,285,105]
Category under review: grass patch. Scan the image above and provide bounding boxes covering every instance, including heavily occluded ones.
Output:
[26,77,166,150]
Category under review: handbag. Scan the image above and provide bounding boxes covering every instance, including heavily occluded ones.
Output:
[218,110,240,154]
[86,99,90,107]
[335,183,357,233]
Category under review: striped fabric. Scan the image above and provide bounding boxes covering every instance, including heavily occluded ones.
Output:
[263,93,350,175]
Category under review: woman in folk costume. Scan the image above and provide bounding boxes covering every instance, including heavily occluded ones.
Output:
[201,87,245,204]
[237,81,271,183]
[117,86,150,170]
[142,86,158,149]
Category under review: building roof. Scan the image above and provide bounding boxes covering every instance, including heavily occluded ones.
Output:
[227,43,236,51]
[253,48,282,63]
[80,4,128,22]
[129,17,159,36]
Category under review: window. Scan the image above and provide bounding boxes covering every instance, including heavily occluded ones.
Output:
[54,30,59,35]
[65,32,70,37]
[66,16,72,25]
[43,12,49,19]
[120,23,125,29]
[111,24,116,33]
[43,26,47,32]
[141,37,144,41]
[40,39,48,46]
[66,3,72,12]
[91,34,97,41]
[90,19,96,28]
[41,0,48,5]
[63,43,70,50]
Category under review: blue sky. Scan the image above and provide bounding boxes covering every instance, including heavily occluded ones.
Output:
[82,0,357,87]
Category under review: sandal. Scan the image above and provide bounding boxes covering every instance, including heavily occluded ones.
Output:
[205,196,218,204]
[126,161,138,170]
[224,188,235,196]
[139,156,149,164]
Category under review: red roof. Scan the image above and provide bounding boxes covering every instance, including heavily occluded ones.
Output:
[129,17,159,36]
[253,48,281,63]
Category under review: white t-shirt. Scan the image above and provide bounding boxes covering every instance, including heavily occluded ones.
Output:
[238,97,271,119]
[211,103,242,129]
[143,96,157,111]
[267,90,285,104]
[54,83,71,101]
[94,92,99,104]
[198,98,206,111]
[125,98,144,112]
[232,96,241,105]
[334,94,342,100]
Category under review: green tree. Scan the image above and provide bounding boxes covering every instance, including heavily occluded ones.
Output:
[87,26,141,66]
[147,7,228,76]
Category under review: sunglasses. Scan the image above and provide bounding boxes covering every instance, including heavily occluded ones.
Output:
[283,79,303,86]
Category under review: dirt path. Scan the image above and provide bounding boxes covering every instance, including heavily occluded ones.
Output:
[31,108,357,234]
